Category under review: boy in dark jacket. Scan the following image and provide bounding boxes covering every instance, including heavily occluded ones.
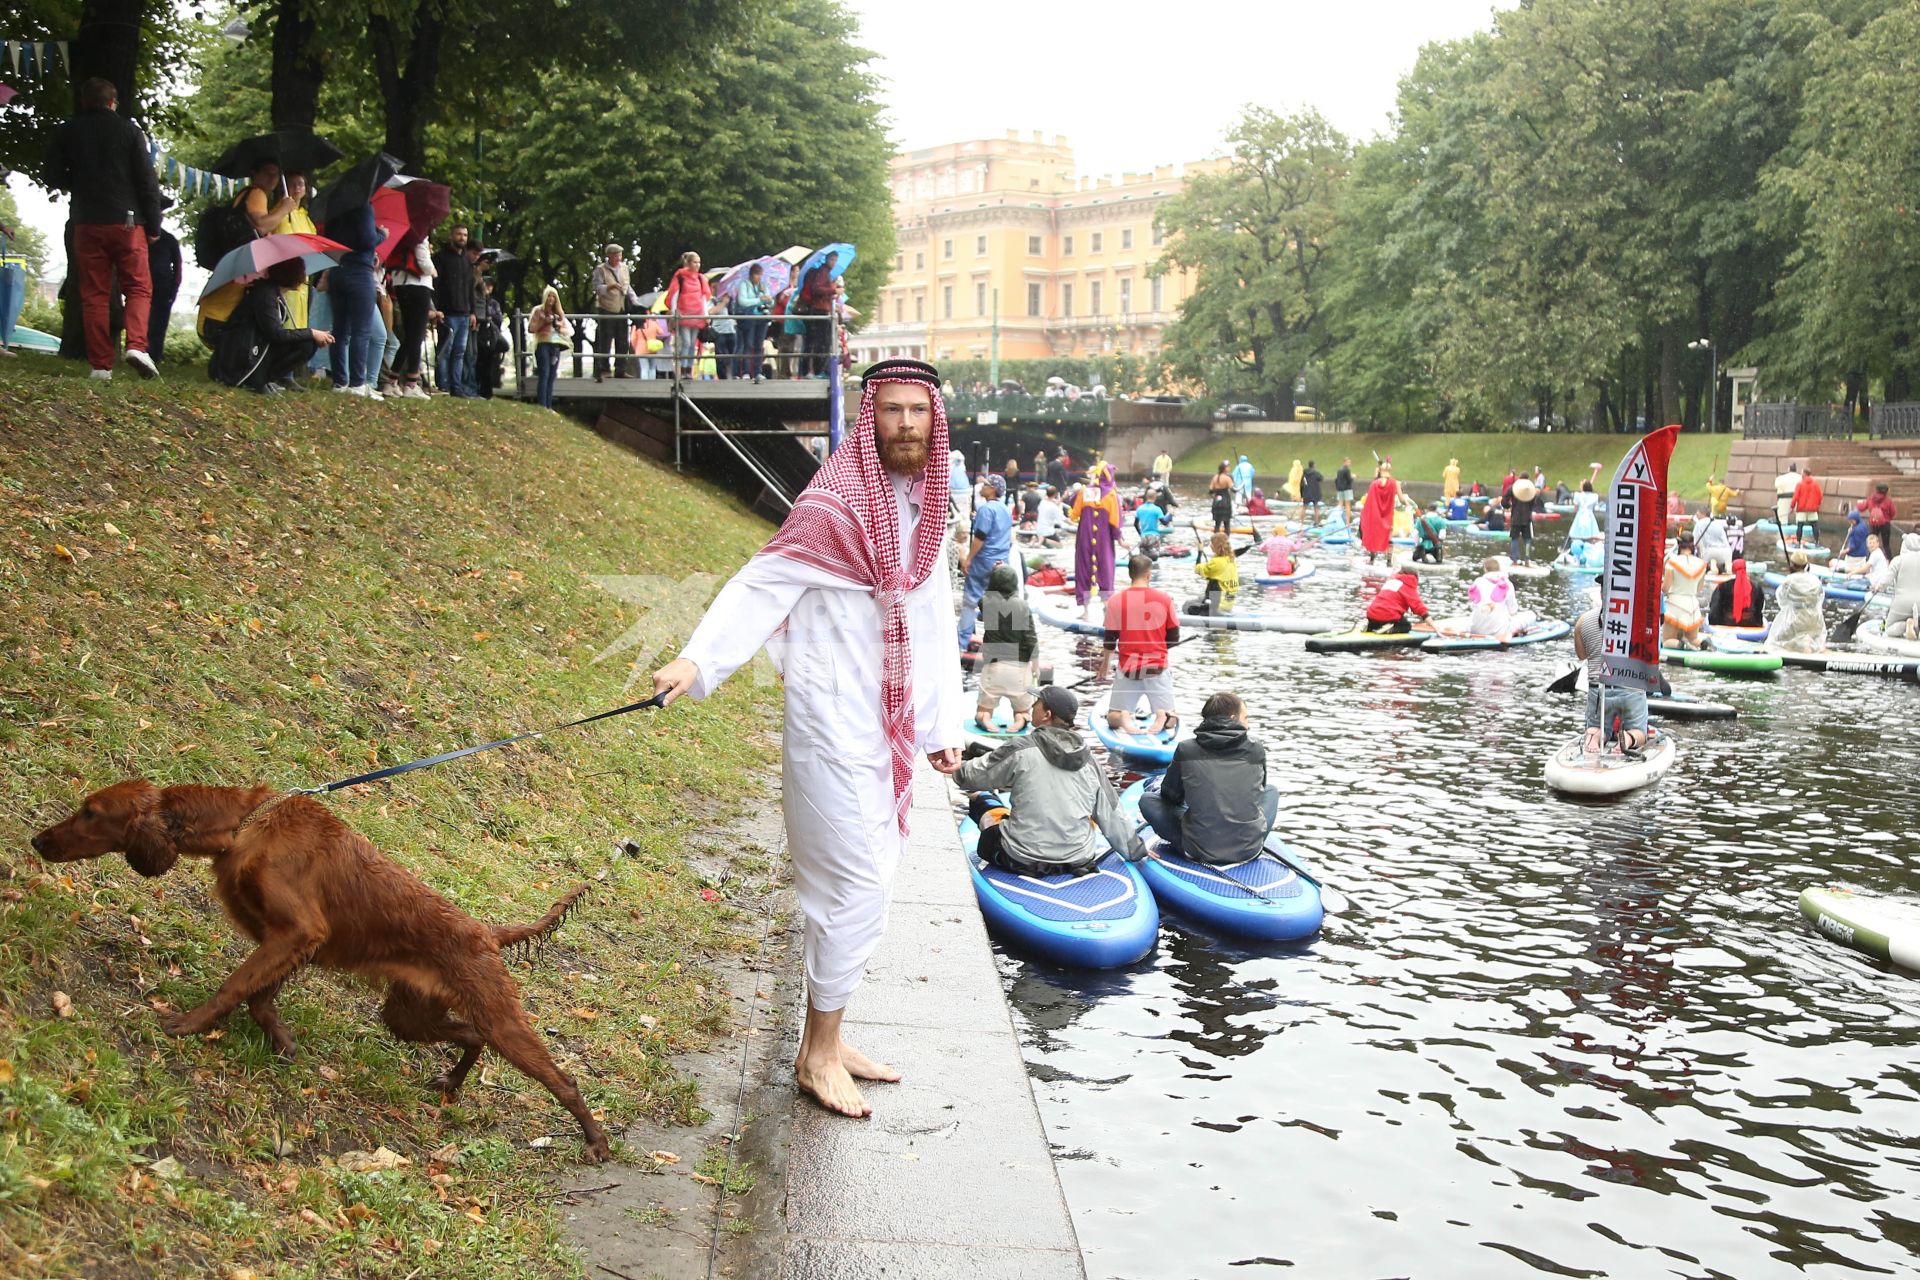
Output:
[974,563,1038,731]
[1138,691,1278,866]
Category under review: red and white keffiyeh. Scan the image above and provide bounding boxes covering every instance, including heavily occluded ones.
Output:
[759,364,951,835]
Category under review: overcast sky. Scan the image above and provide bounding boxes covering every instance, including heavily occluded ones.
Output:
[841,0,1507,174]
[7,0,1506,287]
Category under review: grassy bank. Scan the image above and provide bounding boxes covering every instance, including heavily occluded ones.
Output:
[0,361,783,1277]
[1176,431,1729,499]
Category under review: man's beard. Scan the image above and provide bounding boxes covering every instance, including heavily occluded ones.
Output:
[879,434,929,476]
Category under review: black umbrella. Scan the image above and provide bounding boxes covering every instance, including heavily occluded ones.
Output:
[210,130,345,180]
[478,247,517,263]
[311,152,406,227]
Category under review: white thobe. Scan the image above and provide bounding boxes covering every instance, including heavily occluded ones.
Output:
[679,477,966,1011]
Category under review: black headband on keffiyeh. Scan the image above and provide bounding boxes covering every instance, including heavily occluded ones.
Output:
[861,357,940,389]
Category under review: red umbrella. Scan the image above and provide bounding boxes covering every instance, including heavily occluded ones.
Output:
[372,177,452,270]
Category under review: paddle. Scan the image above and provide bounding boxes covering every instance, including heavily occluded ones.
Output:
[1832,585,1880,644]
[1266,844,1351,915]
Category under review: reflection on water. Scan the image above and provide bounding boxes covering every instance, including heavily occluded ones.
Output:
[1002,518,1920,1279]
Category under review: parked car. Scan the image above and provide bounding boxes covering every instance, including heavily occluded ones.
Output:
[1138,394,1191,405]
[1213,403,1265,420]
[1293,405,1322,422]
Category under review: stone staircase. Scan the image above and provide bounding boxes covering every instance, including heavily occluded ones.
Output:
[1725,436,1920,523]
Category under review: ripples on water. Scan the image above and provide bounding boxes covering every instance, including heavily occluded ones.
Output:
[997,519,1920,1279]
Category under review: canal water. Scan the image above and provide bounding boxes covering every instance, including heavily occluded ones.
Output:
[996,513,1920,1279]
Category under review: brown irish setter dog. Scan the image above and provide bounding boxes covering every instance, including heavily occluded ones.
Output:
[32,779,610,1162]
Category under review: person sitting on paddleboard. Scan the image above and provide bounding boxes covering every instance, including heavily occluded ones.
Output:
[1841,504,1871,569]
[1188,532,1241,617]
[1467,557,1536,641]
[1862,534,1892,592]
[1413,503,1449,565]
[1247,487,1272,517]
[1034,485,1065,545]
[1886,534,1920,640]
[973,563,1037,733]
[1363,567,1429,634]
[1133,490,1167,558]
[956,686,1144,875]
[1447,494,1472,521]
[1766,552,1828,653]
[1573,606,1648,759]
[1726,514,1746,560]
[1260,523,1300,577]
[1481,501,1507,533]
[1707,558,1765,628]
[1138,691,1279,867]
[1096,557,1181,735]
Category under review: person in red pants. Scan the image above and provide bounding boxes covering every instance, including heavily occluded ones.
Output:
[43,76,164,381]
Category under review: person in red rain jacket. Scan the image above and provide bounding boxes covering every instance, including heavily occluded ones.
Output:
[1790,471,1825,544]
[1364,568,1429,634]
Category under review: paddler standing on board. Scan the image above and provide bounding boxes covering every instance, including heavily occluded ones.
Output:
[1443,457,1461,501]
[652,358,966,1119]
[1359,462,1400,565]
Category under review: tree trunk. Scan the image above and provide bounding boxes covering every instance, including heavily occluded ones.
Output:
[369,5,445,170]
[270,0,327,131]
[1659,331,1680,427]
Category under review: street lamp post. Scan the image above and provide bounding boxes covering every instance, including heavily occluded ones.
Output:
[1688,338,1717,433]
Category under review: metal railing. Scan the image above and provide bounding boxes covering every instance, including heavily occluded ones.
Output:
[1748,402,1855,439]
[1869,403,1920,440]
[945,389,1112,424]
[508,309,843,392]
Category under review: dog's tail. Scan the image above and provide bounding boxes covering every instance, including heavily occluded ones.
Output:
[494,883,589,953]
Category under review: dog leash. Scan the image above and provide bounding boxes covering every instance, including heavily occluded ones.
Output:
[288,691,669,796]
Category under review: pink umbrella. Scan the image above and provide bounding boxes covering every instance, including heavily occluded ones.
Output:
[714,255,791,300]
[198,232,349,300]
[0,84,17,107]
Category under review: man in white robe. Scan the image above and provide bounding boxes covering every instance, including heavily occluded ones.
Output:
[652,358,966,1118]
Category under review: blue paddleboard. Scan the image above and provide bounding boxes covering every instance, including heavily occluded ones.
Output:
[1119,780,1323,942]
[959,803,1159,969]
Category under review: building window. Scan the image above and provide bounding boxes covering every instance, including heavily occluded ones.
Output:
[915,251,925,270]
[1027,234,1043,255]
[895,253,904,270]
[942,238,954,259]
[1061,283,1074,318]
[1027,283,1041,316]
[1090,280,1103,315]
[1063,234,1074,256]
[894,297,903,323]
[976,234,987,255]
[1152,224,1164,247]
[942,286,953,319]
[976,281,988,316]
[1119,277,1132,314]
[915,294,925,322]
[1090,232,1103,253]
[1121,229,1133,251]
[1151,276,1164,313]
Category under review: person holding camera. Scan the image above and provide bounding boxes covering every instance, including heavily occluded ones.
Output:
[590,242,643,381]
[528,285,572,409]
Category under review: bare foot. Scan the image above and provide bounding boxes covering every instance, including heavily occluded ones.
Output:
[841,1042,901,1083]
[795,1056,871,1118]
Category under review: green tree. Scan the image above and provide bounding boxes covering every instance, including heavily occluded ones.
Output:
[1152,107,1351,419]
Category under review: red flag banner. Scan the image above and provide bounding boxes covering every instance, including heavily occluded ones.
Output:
[1599,423,1682,692]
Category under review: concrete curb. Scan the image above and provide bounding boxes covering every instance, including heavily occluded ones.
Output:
[753,762,1087,1279]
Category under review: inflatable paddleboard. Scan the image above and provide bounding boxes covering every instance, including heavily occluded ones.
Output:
[1254,559,1316,585]
[1854,620,1920,658]
[1544,734,1678,796]
[1774,651,1920,681]
[1648,693,1737,720]
[1463,526,1510,539]
[1704,622,1769,644]
[1180,610,1343,634]
[1660,646,1783,676]
[1763,570,1869,603]
[1546,502,1577,515]
[1033,599,1105,636]
[1091,699,1181,765]
[1799,884,1920,972]
[1305,627,1431,654]
[1118,782,1323,942]
[1422,616,1571,651]
[961,702,1030,754]
[959,810,1159,969]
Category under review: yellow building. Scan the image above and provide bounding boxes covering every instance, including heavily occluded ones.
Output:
[850,131,1212,368]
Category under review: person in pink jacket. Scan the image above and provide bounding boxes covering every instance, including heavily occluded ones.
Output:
[663,249,712,378]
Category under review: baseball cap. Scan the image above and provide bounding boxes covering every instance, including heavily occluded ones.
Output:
[1030,684,1079,726]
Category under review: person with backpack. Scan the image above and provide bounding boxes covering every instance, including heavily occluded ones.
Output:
[42,76,164,381]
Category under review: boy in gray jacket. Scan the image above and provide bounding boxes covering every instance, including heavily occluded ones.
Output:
[1138,691,1278,866]
[957,686,1145,875]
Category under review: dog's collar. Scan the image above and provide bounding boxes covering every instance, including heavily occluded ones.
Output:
[235,791,293,835]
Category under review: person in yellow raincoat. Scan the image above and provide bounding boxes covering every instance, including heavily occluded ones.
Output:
[1442,457,1461,500]
[273,172,319,328]
[1284,458,1304,507]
